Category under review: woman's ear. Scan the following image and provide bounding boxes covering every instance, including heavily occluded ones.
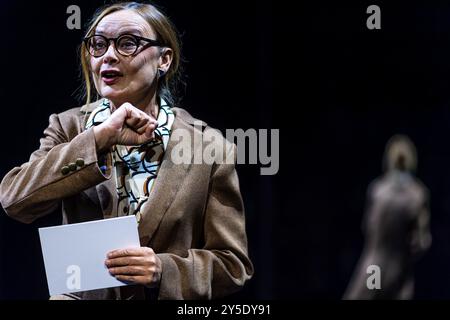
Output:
[158,48,173,74]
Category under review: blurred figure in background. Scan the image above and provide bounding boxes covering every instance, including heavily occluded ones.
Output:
[343,135,431,299]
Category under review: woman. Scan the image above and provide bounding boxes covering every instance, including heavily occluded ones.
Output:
[0,2,253,300]
[343,135,431,299]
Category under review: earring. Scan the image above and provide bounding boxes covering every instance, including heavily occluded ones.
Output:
[158,69,166,78]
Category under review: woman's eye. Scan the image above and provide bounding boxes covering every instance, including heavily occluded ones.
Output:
[93,42,106,50]
[120,41,136,48]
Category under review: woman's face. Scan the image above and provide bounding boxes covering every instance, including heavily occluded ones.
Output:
[89,10,166,107]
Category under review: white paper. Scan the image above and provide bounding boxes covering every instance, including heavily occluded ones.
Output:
[38,215,140,296]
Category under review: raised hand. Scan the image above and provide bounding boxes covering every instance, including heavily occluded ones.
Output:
[93,102,158,152]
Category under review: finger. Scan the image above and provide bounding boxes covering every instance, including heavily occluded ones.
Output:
[134,126,146,135]
[125,115,146,129]
[127,107,147,124]
[126,111,157,134]
[134,120,156,135]
[105,256,145,267]
[114,275,135,284]
[125,104,150,122]
[107,247,146,259]
[107,105,128,130]
[139,121,157,136]
[119,103,140,122]
[114,103,129,119]
[123,103,157,122]
[109,266,147,276]
[132,128,155,145]
[132,132,153,146]
[144,123,156,139]
[136,117,151,130]
[115,275,148,285]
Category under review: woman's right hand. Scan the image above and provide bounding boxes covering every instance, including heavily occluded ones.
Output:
[93,102,158,153]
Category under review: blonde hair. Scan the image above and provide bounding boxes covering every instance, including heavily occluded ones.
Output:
[384,134,417,172]
[80,1,183,106]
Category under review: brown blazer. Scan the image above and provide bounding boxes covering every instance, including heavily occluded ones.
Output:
[0,100,254,299]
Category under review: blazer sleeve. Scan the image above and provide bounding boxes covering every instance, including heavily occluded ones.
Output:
[157,144,254,299]
[0,112,111,224]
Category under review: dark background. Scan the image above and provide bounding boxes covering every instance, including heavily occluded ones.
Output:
[1,0,450,299]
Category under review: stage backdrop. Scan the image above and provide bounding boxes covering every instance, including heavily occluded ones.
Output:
[2,0,450,299]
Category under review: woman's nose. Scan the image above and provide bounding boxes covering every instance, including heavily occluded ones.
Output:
[102,42,119,64]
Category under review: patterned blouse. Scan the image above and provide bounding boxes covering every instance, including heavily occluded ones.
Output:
[85,99,175,223]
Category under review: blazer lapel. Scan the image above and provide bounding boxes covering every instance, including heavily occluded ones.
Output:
[137,110,203,243]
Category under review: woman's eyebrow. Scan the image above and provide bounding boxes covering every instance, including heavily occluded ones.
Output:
[118,29,143,35]
[95,28,143,36]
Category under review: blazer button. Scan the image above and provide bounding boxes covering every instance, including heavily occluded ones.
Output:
[61,166,70,175]
[76,158,85,167]
[68,163,77,171]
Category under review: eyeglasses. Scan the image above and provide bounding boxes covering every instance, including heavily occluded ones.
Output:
[84,34,162,57]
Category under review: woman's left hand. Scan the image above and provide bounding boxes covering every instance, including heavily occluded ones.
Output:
[105,247,162,288]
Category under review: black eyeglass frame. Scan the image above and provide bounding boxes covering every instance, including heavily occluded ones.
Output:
[83,33,163,57]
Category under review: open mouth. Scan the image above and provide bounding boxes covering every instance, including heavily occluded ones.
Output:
[101,70,123,84]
